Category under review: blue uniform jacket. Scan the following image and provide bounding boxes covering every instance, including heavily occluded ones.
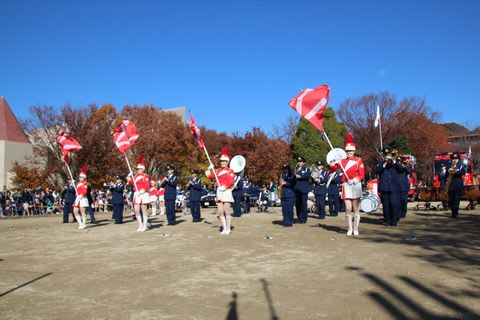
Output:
[87,185,93,205]
[110,183,125,205]
[62,184,76,204]
[232,176,244,197]
[398,163,411,192]
[312,170,328,195]
[375,161,403,192]
[295,167,312,194]
[446,164,466,192]
[439,169,447,188]
[279,173,296,199]
[327,170,343,195]
[187,177,203,201]
[161,175,178,201]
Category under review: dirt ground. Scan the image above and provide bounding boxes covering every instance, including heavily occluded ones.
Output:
[1,203,479,320]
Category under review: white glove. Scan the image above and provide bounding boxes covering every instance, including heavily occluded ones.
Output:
[208,164,215,170]
[347,180,354,186]
[218,186,226,192]
[128,171,134,177]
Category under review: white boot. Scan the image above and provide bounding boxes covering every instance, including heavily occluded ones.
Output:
[225,216,232,235]
[353,214,360,236]
[220,216,227,235]
[151,206,157,216]
[346,214,353,236]
[160,206,165,215]
[142,216,148,231]
[136,217,143,231]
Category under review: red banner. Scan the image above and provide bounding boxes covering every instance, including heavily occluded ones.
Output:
[289,85,330,131]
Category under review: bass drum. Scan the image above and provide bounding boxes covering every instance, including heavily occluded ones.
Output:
[360,191,381,213]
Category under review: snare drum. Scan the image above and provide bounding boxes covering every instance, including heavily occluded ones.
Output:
[360,192,380,213]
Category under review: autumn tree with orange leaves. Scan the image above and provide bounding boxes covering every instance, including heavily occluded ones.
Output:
[337,92,449,178]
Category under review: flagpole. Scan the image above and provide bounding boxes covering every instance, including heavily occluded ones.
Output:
[322,131,351,181]
[64,161,78,196]
[124,153,139,192]
[377,106,383,150]
[202,146,221,186]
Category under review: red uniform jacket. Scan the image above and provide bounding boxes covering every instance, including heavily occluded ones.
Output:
[340,157,365,183]
[76,181,88,196]
[207,167,235,189]
[129,173,150,192]
[157,188,165,196]
[149,186,158,196]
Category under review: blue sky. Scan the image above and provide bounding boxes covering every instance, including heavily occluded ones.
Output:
[1,0,479,134]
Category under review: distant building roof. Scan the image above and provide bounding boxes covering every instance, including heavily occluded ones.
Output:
[0,97,30,143]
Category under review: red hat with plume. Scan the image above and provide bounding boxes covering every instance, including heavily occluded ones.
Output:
[79,166,88,178]
[136,155,146,170]
[345,132,356,151]
[220,146,230,162]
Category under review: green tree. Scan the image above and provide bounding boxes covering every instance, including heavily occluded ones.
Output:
[290,107,347,166]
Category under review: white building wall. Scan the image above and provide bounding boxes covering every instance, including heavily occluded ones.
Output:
[0,140,33,189]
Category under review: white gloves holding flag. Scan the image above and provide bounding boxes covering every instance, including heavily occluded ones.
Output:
[218,185,226,192]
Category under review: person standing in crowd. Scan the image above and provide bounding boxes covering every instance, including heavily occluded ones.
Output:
[73,166,89,229]
[149,178,158,216]
[61,178,76,223]
[130,156,150,232]
[232,172,244,217]
[340,135,365,236]
[294,157,311,224]
[161,165,178,225]
[327,161,342,217]
[206,147,235,235]
[446,153,466,218]
[279,164,296,227]
[312,161,328,219]
[110,176,125,224]
[375,149,402,227]
[398,156,412,218]
[186,169,203,222]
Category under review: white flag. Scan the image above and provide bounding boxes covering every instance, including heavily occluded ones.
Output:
[374,105,381,128]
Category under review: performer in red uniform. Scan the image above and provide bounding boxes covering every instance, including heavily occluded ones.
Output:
[340,134,365,236]
[149,178,158,216]
[129,156,150,232]
[206,147,235,235]
[157,179,166,216]
[73,166,89,229]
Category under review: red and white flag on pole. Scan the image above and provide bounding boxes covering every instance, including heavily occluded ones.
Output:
[189,113,205,148]
[113,120,139,154]
[288,85,330,131]
[56,131,82,162]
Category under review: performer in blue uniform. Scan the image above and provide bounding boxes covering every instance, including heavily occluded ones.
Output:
[312,161,328,219]
[86,184,96,224]
[242,176,252,214]
[279,164,296,227]
[294,157,311,223]
[110,176,125,224]
[161,165,178,225]
[232,173,244,217]
[186,170,203,222]
[327,162,343,217]
[61,178,76,223]
[375,149,402,226]
[446,154,466,218]
[397,156,412,218]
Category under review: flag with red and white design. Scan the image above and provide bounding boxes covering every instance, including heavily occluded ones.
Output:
[189,113,205,148]
[56,131,82,162]
[288,85,330,131]
[113,120,139,154]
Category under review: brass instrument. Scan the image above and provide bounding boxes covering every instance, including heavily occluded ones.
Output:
[311,165,321,184]
[278,175,286,198]
[445,166,456,191]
